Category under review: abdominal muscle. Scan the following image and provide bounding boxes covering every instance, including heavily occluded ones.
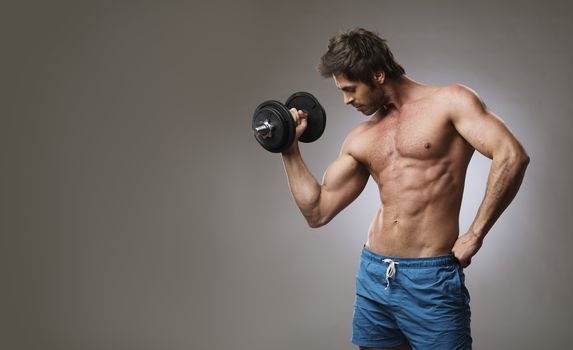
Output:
[364,157,467,258]
[353,89,474,258]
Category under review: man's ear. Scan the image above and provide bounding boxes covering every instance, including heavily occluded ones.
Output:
[374,71,385,85]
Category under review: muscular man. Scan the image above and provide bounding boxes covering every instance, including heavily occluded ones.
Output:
[281,28,529,349]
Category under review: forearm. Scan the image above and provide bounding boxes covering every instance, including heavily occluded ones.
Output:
[281,144,323,225]
[469,154,530,240]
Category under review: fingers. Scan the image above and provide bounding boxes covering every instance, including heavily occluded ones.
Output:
[289,108,308,125]
[459,255,471,268]
[299,111,308,129]
[289,108,299,123]
[451,249,470,268]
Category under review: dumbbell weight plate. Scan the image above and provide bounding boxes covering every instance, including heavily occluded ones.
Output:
[285,91,327,143]
[252,100,296,153]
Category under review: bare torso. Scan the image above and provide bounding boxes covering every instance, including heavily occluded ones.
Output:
[348,86,475,257]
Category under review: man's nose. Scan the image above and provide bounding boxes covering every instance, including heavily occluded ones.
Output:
[344,94,354,105]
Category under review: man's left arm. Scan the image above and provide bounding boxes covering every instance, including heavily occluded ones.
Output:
[448,84,530,267]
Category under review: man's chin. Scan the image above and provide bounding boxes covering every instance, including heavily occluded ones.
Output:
[356,106,370,115]
[360,107,376,116]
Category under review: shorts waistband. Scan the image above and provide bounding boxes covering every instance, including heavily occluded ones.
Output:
[361,245,459,268]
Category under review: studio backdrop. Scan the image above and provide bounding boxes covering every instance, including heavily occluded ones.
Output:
[3,1,572,349]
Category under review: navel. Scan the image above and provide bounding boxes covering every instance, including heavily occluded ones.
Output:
[424,142,431,149]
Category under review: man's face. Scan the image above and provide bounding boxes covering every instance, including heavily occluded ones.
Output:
[333,73,387,116]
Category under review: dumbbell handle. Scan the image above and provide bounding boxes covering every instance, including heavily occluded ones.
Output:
[254,108,307,138]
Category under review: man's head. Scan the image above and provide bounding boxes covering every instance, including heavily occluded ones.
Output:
[317,28,405,87]
[317,28,405,115]
[332,72,389,116]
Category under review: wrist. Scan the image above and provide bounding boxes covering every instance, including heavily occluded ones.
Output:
[281,142,300,156]
[468,228,485,242]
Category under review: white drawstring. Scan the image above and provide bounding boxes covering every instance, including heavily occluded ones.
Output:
[382,259,399,290]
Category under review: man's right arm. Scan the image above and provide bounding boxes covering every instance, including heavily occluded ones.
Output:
[281,134,369,228]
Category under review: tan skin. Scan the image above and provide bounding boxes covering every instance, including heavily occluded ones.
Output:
[281,72,529,350]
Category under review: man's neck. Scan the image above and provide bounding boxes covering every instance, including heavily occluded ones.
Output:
[383,75,427,110]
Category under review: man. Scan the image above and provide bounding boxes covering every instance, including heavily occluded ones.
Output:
[280,28,529,349]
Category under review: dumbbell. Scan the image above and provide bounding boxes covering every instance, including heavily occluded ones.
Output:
[252,92,327,153]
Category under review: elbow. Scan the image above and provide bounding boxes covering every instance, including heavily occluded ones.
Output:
[521,155,530,172]
[516,151,530,169]
[509,154,530,176]
[304,195,330,228]
[307,220,323,229]
[306,214,332,229]
[303,192,337,228]
[307,217,326,228]
[510,152,530,179]
[500,148,530,168]
[521,153,531,166]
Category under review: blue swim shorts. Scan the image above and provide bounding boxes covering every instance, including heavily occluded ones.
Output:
[351,245,472,349]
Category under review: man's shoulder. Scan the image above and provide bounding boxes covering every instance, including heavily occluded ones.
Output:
[428,83,483,120]
[442,84,487,119]
[340,120,372,155]
[346,120,374,141]
[435,83,480,104]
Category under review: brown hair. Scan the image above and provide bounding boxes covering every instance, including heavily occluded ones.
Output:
[317,28,405,86]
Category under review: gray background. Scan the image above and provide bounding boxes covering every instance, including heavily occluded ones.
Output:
[3,0,572,349]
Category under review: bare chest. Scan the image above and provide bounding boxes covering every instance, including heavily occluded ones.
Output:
[354,104,460,173]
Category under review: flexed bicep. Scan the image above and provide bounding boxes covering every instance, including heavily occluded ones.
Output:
[313,153,370,226]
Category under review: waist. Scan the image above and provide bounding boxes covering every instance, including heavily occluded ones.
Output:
[361,244,459,268]
[367,219,459,257]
